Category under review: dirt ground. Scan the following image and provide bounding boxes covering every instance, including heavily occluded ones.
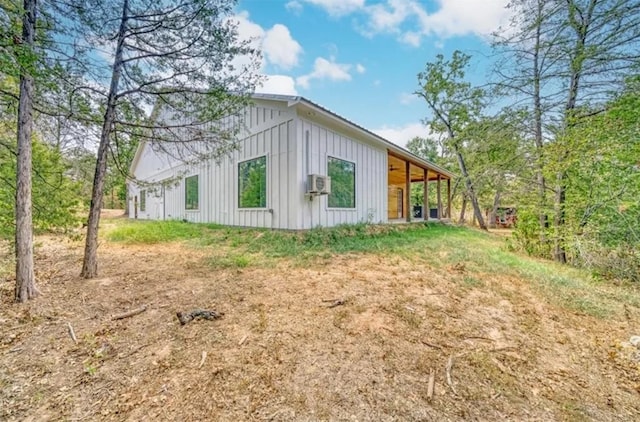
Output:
[1,216,639,421]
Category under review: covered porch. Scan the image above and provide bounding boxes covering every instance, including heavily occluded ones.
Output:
[387,151,452,223]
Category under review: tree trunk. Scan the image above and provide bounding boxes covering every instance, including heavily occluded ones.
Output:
[550,0,593,264]
[81,0,129,278]
[123,184,129,216]
[532,5,548,242]
[15,0,39,302]
[489,190,501,229]
[458,194,468,225]
[453,145,487,230]
[553,171,567,263]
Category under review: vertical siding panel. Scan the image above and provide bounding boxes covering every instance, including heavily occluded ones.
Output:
[298,119,312,228]
[218,156,223,224]
[292,118,303,229]
[282,119,288,229]
[274,125,281,229]
[270,125,277,228]
[319,125,327,227]
[227,156,233,225]
[268,125,275,228]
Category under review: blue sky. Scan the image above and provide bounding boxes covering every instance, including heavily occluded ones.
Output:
[233,0,511,146]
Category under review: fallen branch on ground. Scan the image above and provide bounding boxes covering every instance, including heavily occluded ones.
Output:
[67,322,77,344]
[427,369,435,400]
[198,351,207,368]
[446,354,457,395]
[420,339,442,349]
[176,309,223,325]
[111,305,147,321]
[322,298,346,308]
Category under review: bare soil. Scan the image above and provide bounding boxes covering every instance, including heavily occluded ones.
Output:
[1,219,639,421]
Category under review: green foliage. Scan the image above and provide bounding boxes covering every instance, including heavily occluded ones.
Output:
[238,156,266,208]
[511,208,550,257]
[416,51,484,141]
[327,157,355,208]
[406,136,438,162]
[107,220,220,243]
[511,76,640,281]
[0,126,82,239]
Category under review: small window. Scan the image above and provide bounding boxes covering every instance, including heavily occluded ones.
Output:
[139,190,146,212]
[328,157,355,208]
[238,156,267,208]
[185,175,199,210]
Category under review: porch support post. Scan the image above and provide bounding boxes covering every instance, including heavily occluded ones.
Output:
[437,174,442,220]
[447,178,452,219]
[405,160,411,222]
[423,168,429,221]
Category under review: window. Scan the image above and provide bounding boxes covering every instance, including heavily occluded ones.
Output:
[139,190,146,212]
[185,175,199,210]
[328,157,355,208]
[238,156,267,208]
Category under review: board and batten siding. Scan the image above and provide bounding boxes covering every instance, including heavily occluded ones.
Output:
[129,100,298,229]
[294,117,387,229]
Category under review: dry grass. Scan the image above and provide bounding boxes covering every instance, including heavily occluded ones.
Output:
[1,215,640,421]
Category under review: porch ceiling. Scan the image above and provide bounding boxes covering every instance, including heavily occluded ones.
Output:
[388,154,445,185]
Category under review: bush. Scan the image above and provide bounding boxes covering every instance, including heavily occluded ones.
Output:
[510,208,551,257]
[573,237,640,283]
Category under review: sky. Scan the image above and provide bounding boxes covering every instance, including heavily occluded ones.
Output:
[233,0,512,147]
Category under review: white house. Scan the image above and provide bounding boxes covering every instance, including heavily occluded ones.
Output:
[128,93,453,230]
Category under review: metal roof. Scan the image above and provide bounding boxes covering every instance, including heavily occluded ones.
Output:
[251,93,455,179]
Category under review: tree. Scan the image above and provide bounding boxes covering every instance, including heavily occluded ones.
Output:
[459,113,524,227]
[555,77,640,279]
[493,0,564,244]
[73,0,261,278]
[406,136,439,162]
[495,0,640,262]
[2,0,89,301]
[1,122,82,240]
[416,51,488,230]
[13,0,38,301]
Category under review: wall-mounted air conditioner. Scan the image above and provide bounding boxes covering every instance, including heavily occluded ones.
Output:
[307,174,331,195]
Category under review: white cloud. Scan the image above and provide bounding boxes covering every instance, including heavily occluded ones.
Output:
[301,0,365,16]
[366,0,413,33]
[373,122,429,147]
[256,75,298,96]
[230,11,303,71]
[355,63,366,74]
[296,57,352,89]
[232,11,265,51]
[229,11,267,73]
[229,12,303,94]
[400,31,421,47]
[263,24,302,70]
[359,0,511,46]
[399,92,417,105]
[285,1,303,14]
[415,0,511,39]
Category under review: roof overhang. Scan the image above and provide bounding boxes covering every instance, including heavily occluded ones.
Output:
[251,93,455,179]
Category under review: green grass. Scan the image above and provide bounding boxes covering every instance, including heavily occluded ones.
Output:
[106,219,222,243]
[104,218,640,318]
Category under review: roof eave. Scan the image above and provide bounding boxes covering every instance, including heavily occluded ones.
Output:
[294,98,455,179]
